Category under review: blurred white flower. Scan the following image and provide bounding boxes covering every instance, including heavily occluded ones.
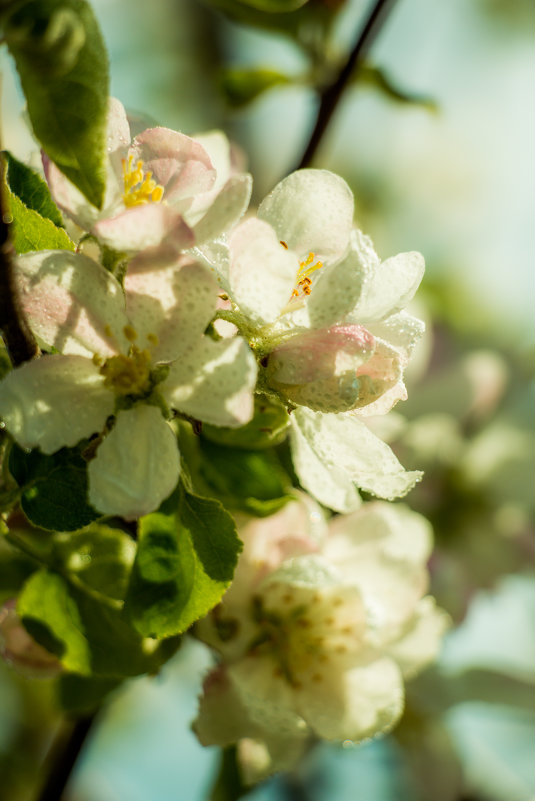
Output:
[194,496,449,780]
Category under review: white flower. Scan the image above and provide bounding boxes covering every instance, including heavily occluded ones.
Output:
[194,497,449,780]
[45,98,252,253]
[0,250,257,519]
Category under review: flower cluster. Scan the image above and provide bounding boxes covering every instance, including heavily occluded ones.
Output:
[194,495,449,782]
[0,98,425,520]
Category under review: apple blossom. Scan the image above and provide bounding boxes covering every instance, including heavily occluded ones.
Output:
[0,250,257,519]
[194,497,449,780]
[44,98,252,254]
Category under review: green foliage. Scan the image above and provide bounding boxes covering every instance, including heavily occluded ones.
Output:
[358,64,438,112]
[198,438,293,517]
[4,190,75,254]
[3,0,109,208]
[0,537,37,600]
[58,673,121,714]
[221,67,292,107]
[18,568,180,677]
[3,150,64,226]
[125,483,242,638]
[8,443,100,531]
[202,394,290,449]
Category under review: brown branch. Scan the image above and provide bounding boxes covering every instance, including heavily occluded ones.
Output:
[296,0,399,170]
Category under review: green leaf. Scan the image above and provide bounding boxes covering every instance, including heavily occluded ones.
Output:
[198,438,292,517]
[4,189,75,253]
[4,0,109,208]
[0,537,37,599]
[3,150,64,226]
[18,568,180,677]
[8,443,100,531]
[221,67,292,108]
[358,63,438,112]
[219,0,308,11]
[202,394,290,449]
[58,673,121,714]
[125,484,242,638]
[51,525,136,600]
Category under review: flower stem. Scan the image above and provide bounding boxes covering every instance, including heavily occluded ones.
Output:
[36,713,96,801]
[0,183,39,365]
[296,0,398,170]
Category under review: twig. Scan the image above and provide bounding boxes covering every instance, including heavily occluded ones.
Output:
[296,0,398,170]
[36,714,96,801]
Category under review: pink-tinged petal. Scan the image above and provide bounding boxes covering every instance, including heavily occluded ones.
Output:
[229,218,299,325]
[357,380,407,417]
[131,127,215,204]
[163,335,257,427]
[43,155,102,231]
[299,658,404,742]
[0,355,113,453]
[192,174,252,244]
[352,339,404,411]
[266,325,376,413]
[194,665,259,747]
[92,203,194,253]
[16,251,129,357]
[125,258,219,363]
[258,169,354,262]
[348,251,425,323]
[88,405,180,520]
[386,597,450,678]
[290,415,362,513]
[106,97,131,153]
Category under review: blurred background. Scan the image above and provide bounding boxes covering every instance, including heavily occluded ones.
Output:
[1,0,535,799]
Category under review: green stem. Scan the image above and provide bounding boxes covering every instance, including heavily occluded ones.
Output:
[296,0,398,170]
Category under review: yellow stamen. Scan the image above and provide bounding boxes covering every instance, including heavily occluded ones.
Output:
[291,251,323,298]
[122,154,165,208]
[123,324,138,342]
[99,345,152,396]
[147,332,159,346]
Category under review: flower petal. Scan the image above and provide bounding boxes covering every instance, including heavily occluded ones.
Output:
[125,258,219,362]
[292,408,422,505]
[347,250,425,323]
[163,335,257,427]
[92,203,194,253]
[367,312,425,363]
[299,658,404,742]
[16,251,129,357]
[131,127,215,205]
[386,597,450,678]
[0,355,113,453]
[258,169,354,262]
[290,414,362,513]
[229,218,299,325]
[192,174,252,244]
[88,405,180,519]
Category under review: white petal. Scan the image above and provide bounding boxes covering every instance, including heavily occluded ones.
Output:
[0,355,113,453]
[16,251,129,357]
[192,173,252,244]
[106,97,131,152]
[43,156,102,231]
[163,335,257,427]
[299,658,404,742]
[367,312,425,363]
[229,218,299,325]
[292,408,422,503]
[348,251,425,323]
[290,415,361,513]
[92,203,194,253]
[192,130,232,193]
[386,597,450,678]
[194,666,258,747]
[125,258,219,362]
[88,405,180,519]
[258,169,354,262]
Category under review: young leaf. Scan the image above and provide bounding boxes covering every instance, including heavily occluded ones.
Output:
[198,438,293,517]
[8,443,100,531]
[4,0,110,208]
[3,150,64,226]
[18,568,180,677]
[358,63,438,112]
[125,485,242,638]
[221,67,292,108]
[4,189,75,254]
